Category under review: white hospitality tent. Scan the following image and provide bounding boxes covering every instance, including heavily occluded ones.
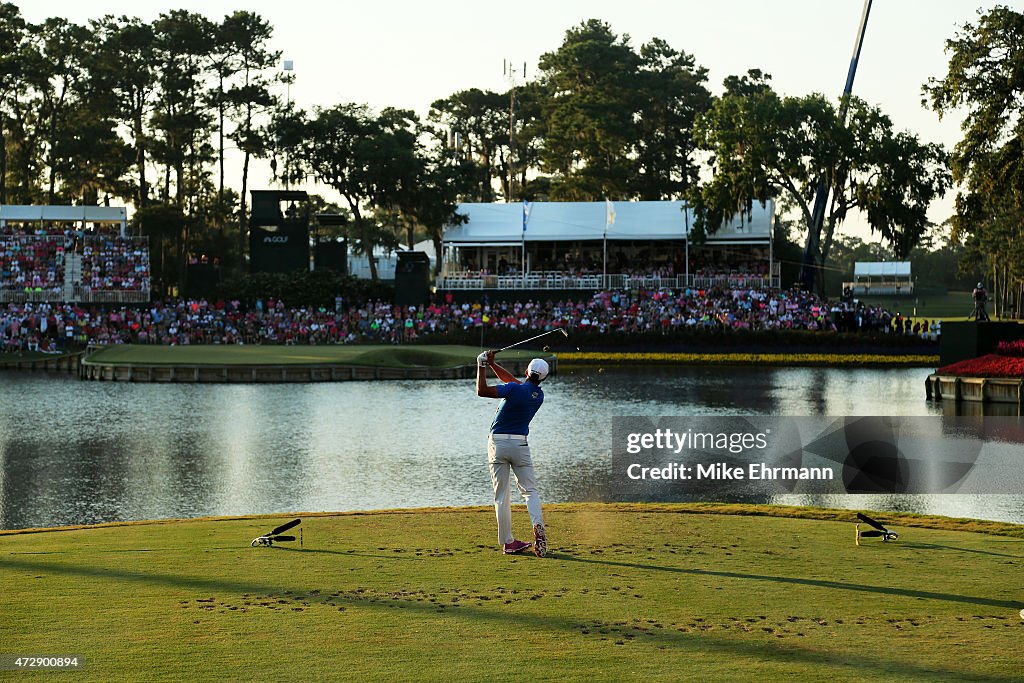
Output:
[442,200,773,243]
[0,205,129,236]
[849,261,913,295]
[440,199,773,279]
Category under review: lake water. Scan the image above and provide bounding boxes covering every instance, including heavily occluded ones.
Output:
[1,365,1021,529]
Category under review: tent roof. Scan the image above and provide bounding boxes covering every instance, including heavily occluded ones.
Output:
[442,200,772,244]
[0,205,127,223]
[854,261,911,277]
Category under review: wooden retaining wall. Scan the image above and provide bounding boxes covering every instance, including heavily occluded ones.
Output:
[925,374,1023,405]
[78,357,556,384]
[0,351,84,374]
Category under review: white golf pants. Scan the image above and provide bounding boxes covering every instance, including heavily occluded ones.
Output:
[488,434,544,545]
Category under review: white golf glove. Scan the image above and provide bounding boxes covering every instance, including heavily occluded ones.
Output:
[477,351,489,367]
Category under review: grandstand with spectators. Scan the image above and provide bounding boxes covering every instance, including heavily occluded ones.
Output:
[0,205,150,304]
[436,200,778,293]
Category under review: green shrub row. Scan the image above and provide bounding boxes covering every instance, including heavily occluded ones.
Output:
[217,271,394,308]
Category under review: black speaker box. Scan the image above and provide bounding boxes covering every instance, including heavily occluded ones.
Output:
[394,251,431,307]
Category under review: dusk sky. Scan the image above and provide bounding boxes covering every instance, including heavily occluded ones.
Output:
[17,1,1000,240]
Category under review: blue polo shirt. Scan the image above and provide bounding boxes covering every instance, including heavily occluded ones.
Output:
[490,381,544,435]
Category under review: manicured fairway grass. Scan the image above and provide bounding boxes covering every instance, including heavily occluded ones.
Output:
[2,504,1022,682]
[854,290,973,320]
[82,344,943,370]
[847,291,1024,324]
[84,344,532,368]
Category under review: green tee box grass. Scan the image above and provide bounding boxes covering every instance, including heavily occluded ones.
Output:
[85,344,538,368]
[2,504,1022,682]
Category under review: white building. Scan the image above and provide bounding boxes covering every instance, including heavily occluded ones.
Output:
[437,200,776,291]
[348,240,437,280]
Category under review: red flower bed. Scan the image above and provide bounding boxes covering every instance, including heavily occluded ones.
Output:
[996,339,1024,357]
[937,353,1024,378]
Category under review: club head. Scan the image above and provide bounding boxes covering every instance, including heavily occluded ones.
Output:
[251,536,272,547]
[558,328,569,337]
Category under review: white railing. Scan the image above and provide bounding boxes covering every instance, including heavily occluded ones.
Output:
[0,288,150,304]
[0,289,65,303]
[79,290,151,304]
[842,282,914,296]
[436,273,781,291]
[689,275,778,290]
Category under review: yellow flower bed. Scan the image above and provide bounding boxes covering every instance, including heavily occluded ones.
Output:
[557,352,939,366]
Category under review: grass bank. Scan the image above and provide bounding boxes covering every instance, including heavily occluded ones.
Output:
[2,504,1021,682]
[83,344,532,368]
[80,345,941,371]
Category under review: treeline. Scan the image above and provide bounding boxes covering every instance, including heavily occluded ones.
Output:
[1,6,1019,306]
[0,5,282,292]
[925,6,1024,318]
[0,8,726,292]
[0,6,277,211]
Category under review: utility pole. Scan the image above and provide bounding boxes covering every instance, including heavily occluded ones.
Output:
[503,59,526,201]
[799,0,873,292]
[282,59,294,190]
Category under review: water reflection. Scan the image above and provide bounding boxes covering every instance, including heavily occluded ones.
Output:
[1,366,1020,529]
[943,400,1021,417]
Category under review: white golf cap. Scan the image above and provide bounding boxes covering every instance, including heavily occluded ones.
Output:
[527,358,549,380]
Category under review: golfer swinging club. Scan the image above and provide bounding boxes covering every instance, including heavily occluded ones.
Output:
[476,349,548,557]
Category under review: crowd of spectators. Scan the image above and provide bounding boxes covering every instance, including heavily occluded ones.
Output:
[505,252,683,278]
[1,286,936,353]
[692,261,770,277]
[0,229,149,295]
[0,235,65,294]
[81,239,150,291]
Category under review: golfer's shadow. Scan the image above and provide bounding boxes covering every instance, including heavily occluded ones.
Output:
[273,546,422,561]
[554,553,1019,609]
[901,542,1024,559]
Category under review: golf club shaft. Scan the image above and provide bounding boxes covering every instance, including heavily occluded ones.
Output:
[496,329,564,354]
[270,519,301,536]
